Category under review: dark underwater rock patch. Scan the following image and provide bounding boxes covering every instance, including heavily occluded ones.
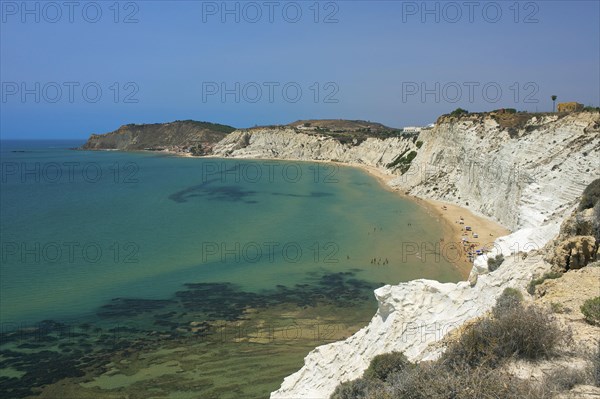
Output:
[97,298,174,318]
[1,271,378,398]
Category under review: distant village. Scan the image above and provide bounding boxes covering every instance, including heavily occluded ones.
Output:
[400,124,434,133]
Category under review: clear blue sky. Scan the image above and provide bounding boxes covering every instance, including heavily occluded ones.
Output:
[1,0,599,139]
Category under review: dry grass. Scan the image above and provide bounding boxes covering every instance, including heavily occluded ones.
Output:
[330,289,583,399]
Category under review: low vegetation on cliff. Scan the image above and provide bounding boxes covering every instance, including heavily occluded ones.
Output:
[285,119,407,145]
[581,297,600,326]
[330,288,599,399]
[386,149,418,174]
[437,108,600,139]
[81,120,236,154]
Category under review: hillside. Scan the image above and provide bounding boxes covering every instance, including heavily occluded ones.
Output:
[286,119,405,144]
[81,120,236,155]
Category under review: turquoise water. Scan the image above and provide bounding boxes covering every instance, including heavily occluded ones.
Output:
[0,140,460,398]
[1,140,458,324]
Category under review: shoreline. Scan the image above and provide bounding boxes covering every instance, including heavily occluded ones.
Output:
[82,147,511,279]
[341,162,511,279]
[203,152,511,279]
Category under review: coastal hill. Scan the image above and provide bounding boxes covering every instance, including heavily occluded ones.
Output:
[81,119,407,154]
[287,119,392,131]
[285,119,404,143]
[81,120,236,155]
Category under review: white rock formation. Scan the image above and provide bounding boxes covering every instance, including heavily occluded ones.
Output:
[211,112,599,399]
[213,127,417,169]
[270,239,550,398]
[392,112,600,230]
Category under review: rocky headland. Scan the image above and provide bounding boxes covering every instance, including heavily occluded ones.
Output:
[81,120,236,155]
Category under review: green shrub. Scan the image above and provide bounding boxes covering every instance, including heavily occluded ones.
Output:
[527,271,563,295]
[386,362,548,399]
[581,296,600,325]
[487,253,505,272]
[405,151,417,163]
[329,378,387,399]
[330,288,578,398]
[415,141,423,149]
[450,108,468,117]
[490,301,565,360]
[442,301,565,369]
[190,144,204,156]
[363,352,412,381]
[441,318,500,369]
[492,287,523,318]
[387,150,418,173]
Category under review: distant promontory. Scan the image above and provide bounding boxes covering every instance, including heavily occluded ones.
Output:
[80,120,236,155]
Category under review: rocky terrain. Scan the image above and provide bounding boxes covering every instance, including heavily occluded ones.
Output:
[287,119,406,144]
[212,126,418,169]
[394,112,599,231]
[81,120,236,155]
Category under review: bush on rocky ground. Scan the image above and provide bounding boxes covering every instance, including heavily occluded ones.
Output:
[330,288,576,399]
[329,377,388,399]
[527,271,563,295]
[363,352,412,381]
[487,253,505,271]
[581,296,600,326]
[492,287,523,317]
[442,288,565,369]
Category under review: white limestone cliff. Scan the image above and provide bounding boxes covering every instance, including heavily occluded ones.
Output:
[391,112,600,231]
[213,127,417,169]
[212,112,599,399]
[271,248,550,399]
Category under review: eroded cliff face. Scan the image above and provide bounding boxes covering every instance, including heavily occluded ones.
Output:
[264,112,599,399]
[270,244,552,399]
[393,112,600,231]
[212,127,418,170]
[215,112,600,234]
[545,190,600,272]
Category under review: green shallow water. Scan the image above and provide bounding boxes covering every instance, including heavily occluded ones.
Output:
[0,140,460,398]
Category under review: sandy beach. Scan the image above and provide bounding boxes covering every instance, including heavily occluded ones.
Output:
[345,162,511,278]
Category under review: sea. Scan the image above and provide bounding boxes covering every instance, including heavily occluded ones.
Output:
[0,140,460,398]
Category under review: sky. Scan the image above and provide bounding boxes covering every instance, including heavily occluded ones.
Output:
[1,0,599,139]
